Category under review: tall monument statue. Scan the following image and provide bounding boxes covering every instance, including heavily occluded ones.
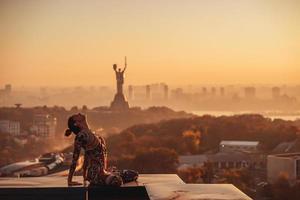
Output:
[113,56,127,94]
[110,57,130,110]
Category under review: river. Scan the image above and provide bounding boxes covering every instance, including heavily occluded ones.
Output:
[191,111,300,121]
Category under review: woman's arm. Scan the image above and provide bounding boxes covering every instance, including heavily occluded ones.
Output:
[68,136,83,186]
[99,136,108,171]
[83,152,88,183]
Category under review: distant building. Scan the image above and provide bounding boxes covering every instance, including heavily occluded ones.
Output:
[30,114,57,138]
[208,152,251,169]
[211,87,216,96]
[202,87,207,96]
[4,84,12,94]
[0,120,20,136]
[146,85,151,100]
[163,84,169,100]
[0,84,12,96]
[151,92,164,101]
[219,140,259,153]
[178,155,208,169]
[171,88,184,99]
[0,84,12,102]
[244,87,256,99]
[128,85,133,100]
[272,87,281,99]
[267,153,300,184]
[271,139,300,154]
[232,93,240,101]
[179,152,263,170]
[220,87,225,96]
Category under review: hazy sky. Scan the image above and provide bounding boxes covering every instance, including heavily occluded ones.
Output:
[0,0,299,87]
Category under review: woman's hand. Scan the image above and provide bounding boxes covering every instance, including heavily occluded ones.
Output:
[83,174,88,187]
[83,180,88,187]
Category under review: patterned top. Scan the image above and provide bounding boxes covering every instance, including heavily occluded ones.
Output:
[70,129,107,184]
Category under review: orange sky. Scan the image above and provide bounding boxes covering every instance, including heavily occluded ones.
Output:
[0,0,299,86]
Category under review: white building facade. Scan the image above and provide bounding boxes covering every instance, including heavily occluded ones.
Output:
[0,120,21,136]
[267,153,300,184]
[30,114,57,138]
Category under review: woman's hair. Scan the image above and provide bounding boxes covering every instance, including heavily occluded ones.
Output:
[65,115,81,137]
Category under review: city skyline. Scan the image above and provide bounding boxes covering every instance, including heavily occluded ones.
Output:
[1,0,299,87]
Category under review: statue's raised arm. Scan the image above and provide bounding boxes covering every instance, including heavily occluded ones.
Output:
[122,56,127,73]
[122,66,126,73]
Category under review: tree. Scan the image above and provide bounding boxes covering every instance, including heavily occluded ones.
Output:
[82,105,88,112]
[131,147,178,173]
[272,174,292,200]
[70,106,78,112]
[178,166,202,183]
[182,129,201,154]
[201,161,214,183]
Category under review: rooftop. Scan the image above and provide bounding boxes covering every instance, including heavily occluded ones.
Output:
[178,155,208,165]
[271,139,300,154]
[269,152,300,159]
[0,174,252,200]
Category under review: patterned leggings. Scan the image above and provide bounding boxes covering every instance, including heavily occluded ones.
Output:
[85,145,138,186]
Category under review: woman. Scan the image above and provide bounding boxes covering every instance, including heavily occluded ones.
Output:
[65,113,125,187]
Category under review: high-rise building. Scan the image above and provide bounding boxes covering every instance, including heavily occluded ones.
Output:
[146,85,151,100]
[202,87,207,96]
[211,87,216,96]
[244,87,256,99]
[128,85,133,100]
[171,88,184,99]
[220,87,225,96]
[4,84,12,95]
[163,84,169,100]
[272,87,281,99]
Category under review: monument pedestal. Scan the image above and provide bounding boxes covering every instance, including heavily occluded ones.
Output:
[110,93,129,110]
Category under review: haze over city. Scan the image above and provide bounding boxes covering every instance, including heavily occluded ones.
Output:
[1,0,299,87]
[1,1,300,200]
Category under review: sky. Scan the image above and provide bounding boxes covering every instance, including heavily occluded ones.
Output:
[0,0,299,87]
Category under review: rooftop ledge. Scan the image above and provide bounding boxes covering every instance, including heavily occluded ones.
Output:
[0,174,252,200]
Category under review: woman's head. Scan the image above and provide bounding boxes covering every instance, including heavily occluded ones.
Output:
[65,113,87,137]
